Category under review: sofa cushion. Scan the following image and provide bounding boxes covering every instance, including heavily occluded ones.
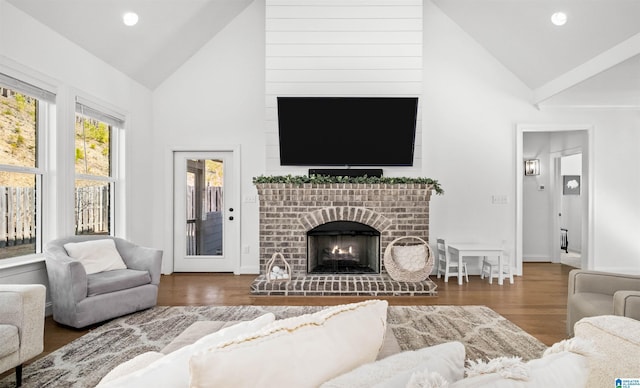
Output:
[96,313,276,388]
[161,320,402,359]
[189,300,388,388]
[64,239,127,275]
[87,269,151,297]
[160,321,241,354]
[0,324,19,358]
[97,352,165,385]
[574,315,640,388]
[449,351,588,387]
[320,341,465,388]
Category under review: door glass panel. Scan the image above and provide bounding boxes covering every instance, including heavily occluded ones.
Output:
[185,159,223,256]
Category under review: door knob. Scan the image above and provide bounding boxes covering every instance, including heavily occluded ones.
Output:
[229,216,234,221]
[229,208,234,212]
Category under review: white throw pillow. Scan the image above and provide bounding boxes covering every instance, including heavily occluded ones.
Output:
[392,245,427,271]
[96,352,164,386]
[406,370,450,388]
[98,313,276,388]
[64,239,127,274]
[449,351,589,387]
[189,300,389,388]
[320,341,466,388]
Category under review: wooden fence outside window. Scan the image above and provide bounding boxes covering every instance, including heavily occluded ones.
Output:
[0,185,110,248]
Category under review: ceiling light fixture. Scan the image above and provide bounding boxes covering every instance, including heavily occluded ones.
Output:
[122,12,139,27]
[551,12,567,26]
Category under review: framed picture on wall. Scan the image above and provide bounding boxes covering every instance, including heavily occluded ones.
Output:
[563,175,581,195]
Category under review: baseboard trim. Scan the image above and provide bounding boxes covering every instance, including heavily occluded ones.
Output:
[238,265,259,275]
[523,254,551,262]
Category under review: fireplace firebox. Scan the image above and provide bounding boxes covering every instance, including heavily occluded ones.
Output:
[307,221,380,274]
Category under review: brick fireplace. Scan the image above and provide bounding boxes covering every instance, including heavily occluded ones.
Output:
[307,220,381,274]
[251,182,437,296]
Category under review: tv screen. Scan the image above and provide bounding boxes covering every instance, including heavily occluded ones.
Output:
[277,97,418,166]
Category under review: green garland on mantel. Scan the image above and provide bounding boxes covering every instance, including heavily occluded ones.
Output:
[253,174,443,195]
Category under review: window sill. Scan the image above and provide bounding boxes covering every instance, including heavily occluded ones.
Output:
[0,254,45,271]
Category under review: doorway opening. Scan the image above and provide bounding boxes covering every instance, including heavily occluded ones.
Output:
[517,124,592,273]
[173,150,239,273]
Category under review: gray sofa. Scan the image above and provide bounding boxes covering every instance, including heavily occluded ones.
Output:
[567,269,640,336]
[45,235,162,328]
[0,284,46,387]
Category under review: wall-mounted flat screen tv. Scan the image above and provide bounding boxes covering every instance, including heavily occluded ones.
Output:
[277,97,418,166]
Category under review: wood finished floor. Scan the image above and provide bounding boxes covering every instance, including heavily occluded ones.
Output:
[0,263,572,381]
[36,262,571,361]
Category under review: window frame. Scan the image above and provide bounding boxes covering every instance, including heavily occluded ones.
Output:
[0,69,127,266]
[0,73,54,261]
[74,100,123,236]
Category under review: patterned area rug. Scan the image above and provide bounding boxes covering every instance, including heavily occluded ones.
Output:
[1,305,547,388]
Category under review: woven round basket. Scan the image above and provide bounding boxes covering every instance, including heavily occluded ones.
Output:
[383,236,434,282]
[266,252,291,282]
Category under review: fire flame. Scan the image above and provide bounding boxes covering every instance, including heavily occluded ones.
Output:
[332,245,353,255]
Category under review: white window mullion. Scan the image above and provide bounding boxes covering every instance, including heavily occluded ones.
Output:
[0,164,44,175]
[74,174,115,183]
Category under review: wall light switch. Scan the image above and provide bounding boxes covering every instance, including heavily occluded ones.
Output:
[491,195,508,205]
[243,195,257,203]
[538,185,545,191]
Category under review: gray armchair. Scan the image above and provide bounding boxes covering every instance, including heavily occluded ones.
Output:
[567,269,640,336]
[45,235,162,329]
[0,284,46,387]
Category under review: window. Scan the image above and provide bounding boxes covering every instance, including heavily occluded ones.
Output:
[0,73,54,259]
[74,101,122,235]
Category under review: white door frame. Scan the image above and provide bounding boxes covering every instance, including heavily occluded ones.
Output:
[163,145,241,274]
[516,124,594,272]
[550,149,582,264]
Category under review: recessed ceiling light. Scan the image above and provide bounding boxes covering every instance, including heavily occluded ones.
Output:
[551,12,567,26]
[123,12,139,27]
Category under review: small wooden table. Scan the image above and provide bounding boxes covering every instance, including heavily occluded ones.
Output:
[447,243,506,285]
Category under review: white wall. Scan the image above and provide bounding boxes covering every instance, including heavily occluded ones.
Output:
[560,153,582,253]
[422,0,545,274]
[149,0,640,275]
[421,1,640,274]
[584,110,640,272]
[264,0,423,176]
[152,0,265,274]
[3,0,640,280]
[0,0,154,287]
[522,132,552,261]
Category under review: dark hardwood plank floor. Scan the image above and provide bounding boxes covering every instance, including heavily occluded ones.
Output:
[4,262,570,381]
[160,262,572,347]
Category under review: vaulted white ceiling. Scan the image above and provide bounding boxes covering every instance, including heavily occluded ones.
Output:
[6,0,253,90]
[7,0,640,107]
[431,0,640,107]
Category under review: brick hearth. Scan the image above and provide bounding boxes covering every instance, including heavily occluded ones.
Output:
[252,183,436,296]
[250,274,436,296]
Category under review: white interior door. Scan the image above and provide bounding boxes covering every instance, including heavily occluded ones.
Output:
[173,151,238,272]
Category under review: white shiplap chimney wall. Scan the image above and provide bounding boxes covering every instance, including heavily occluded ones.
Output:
[265,0,423,175]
